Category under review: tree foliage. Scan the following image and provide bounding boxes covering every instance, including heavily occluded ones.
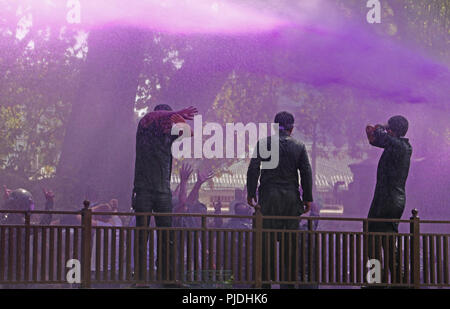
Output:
[0,0,84,179]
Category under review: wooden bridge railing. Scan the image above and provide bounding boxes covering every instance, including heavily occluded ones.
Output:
[0,204,448,289]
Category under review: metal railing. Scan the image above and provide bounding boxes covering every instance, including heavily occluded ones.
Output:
[0,203,448,288]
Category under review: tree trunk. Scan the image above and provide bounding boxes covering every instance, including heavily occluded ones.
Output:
[58,27,146,209]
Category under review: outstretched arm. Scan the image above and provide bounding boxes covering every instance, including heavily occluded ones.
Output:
[174,163,193,213]
[169,113,194,138]
[186,170,214,205]
[140,106,198,128]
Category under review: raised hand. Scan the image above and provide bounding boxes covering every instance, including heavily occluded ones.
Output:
[42,188,55,201]
[366,125,375,143]
[197,169,214,184]
[178,106,198,121]
[170,113,186,124]
[366,125,375,133]
[179,163,193,183]
[3,185,11,200]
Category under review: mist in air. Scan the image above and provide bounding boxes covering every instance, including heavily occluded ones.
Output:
[0,0,448,226]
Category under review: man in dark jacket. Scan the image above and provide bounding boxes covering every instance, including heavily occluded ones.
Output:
[132,104,197,285]
[366,115,412,283]
[1,187,54,287]
[247,111,313,289]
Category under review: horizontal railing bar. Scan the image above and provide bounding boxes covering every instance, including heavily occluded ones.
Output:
[0,210,81,215]
[90,212,415,223]
[0,280,69,284]
[0,225,82,229]
[419,220,450,224]
[421,233,450,237]
[0,224,418,236]
[1,210,432,224]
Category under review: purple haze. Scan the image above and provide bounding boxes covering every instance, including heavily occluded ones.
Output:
[8,0,449,220]
[28,0,450,106]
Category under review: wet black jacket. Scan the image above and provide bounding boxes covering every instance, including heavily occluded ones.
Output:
[247,131,313,201]
[247,131,313,229]
[368,127,412,231]
[133,119,178,195]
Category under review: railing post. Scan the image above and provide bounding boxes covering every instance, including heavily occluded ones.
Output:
[362,220,369,284]
[410,209,420,289]
[254,205,263,288]
[81,200,92,288]
[201,216,207,275]
[24,211,31,282]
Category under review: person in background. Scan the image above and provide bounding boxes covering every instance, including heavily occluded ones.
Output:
[298,196,321,289]
[172,165,213,285]
[173,163,194,226]
[229,187,246,216]
[1,186,54,288]
[224,202,253,288]
[109,198,123,226]
[213,200,223,229]
[2,185,54,225]
[225,202,253,230]
[175,168,214,228]
[186,169,214,210]
[76,203,122,287]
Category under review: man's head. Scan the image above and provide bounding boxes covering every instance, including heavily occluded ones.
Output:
[274,111,295,134]
[154,104,172,111]
[5,188,34,211]
[387,115,409,137]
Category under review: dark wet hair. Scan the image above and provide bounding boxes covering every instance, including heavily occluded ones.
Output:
[154,104,172,111]
[388,115,409,137]
[274,111,295,131]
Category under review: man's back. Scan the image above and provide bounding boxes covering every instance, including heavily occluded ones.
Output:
[247,130,313,229]
[134,119,177,194]
[369,128,412,220]
[247,131,313,200]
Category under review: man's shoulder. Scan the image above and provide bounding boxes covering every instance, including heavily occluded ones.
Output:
[258,135,305,146]
[136,119,147,136]
[389,137,412,153]
[285,136,306,150]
